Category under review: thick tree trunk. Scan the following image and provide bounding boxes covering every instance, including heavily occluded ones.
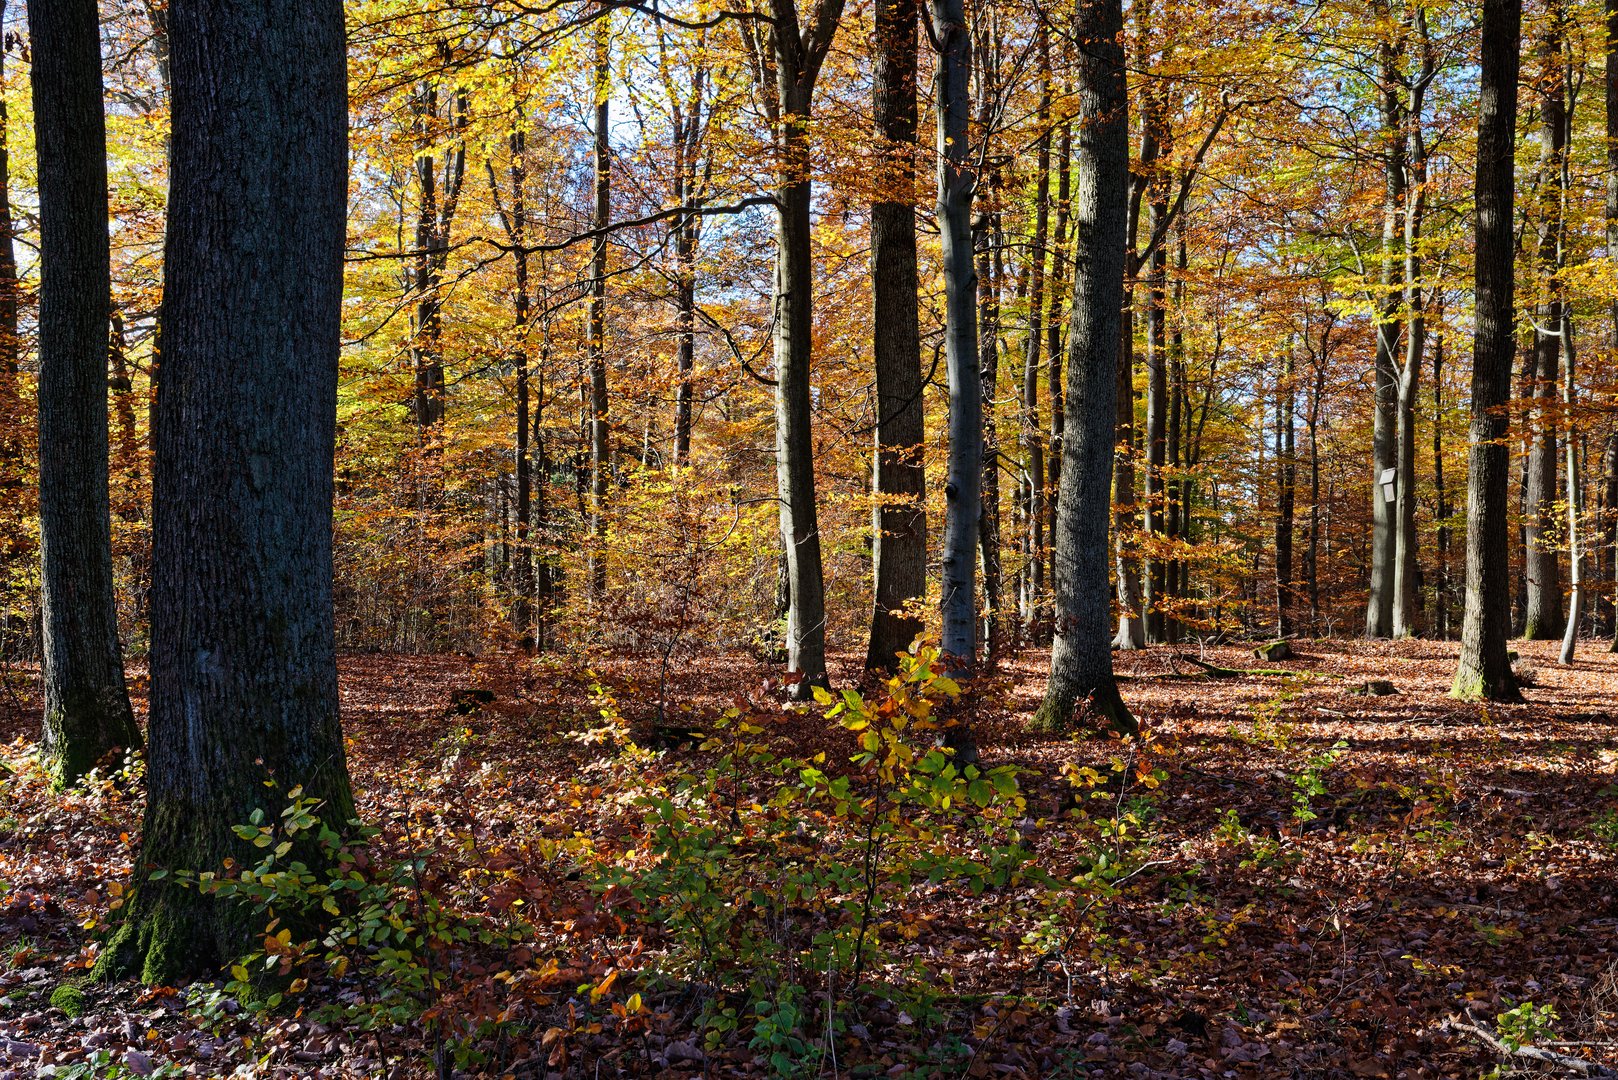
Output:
[1454,0,1522,701]
[588,22,611,601]
[30,0,141,787]
[865,0,926,671]
[99,0,354,982]
[930,0,980,674]
[1035,0,1134,735]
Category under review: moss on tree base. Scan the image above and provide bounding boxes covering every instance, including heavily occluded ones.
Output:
[1030,683,1137,736]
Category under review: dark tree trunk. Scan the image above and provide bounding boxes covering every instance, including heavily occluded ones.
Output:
[0,0,18,461]
[1034,0,1134,735]
[1020,32,1050,632]
[1525,2,1567,640]
[977,201,1004,661]
[1608,0,1618,647]
[588,20,611,601]
[99,0,354,981]
[1432,325,1451,638]
[1276,348,1295,638]
[509,130,535,648]
[30,0,140,787]
[865,0,926,671]
[1454,0,1523,702]
[1143,175,1168,643]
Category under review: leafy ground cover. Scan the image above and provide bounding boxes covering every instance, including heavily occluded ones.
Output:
[0,638,1615,1078]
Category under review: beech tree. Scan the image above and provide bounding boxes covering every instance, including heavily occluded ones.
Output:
[865,0,927,671]
[100,0,354,980]
[1034,0,1134,735]
[30,0,140,787]
[1453,0,1521,702]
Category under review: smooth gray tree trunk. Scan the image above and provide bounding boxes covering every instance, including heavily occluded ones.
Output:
[30,0,140,787]
[929,0,980,674]
[99,0,354,982]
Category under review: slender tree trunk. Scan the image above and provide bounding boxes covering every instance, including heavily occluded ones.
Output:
[1561,313,1581,663]
[930,0,980,674]
[1143,177,1168,643]
[976,36,1006,661]
[99,0,353,981]
[0,0,19,472]
[509,129,535,648]
[1113,304,1145,649]
[1035,0,1134,735]
[1366,80,1404,639]
[588,19,611,602]
[30,0,141,787]
[1454,0,1523,702]
[1433,324,1451,638]
[1607,0,1618,648]
[1046,113,1073,560]
[866,0,927,671]
[1525,3,1568,640]
[1020,33,1050,632]
[1276,346,1295,638]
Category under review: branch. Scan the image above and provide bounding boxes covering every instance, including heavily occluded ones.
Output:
[1445,1016,1618,1078]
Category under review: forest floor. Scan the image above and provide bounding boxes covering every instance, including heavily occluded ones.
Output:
[1,637,1617,1078]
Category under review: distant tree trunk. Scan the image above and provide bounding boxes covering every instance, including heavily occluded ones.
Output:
[1275,346,1295,638]
[929,0,980,675]
[666,50,706,467]
[1034,0,1134,735]
[587,19,611,602]
[1165,229,1186,641]
[976,29,1006,661]
[1607,0,1618,649]
[1046,112,1073,557]
[1525,1,1567,640]
[408,53,466,436]
[510,130,535,648]
[1393,25,1432,639]
[1432,323,1451,638]
[1454,0,1522,702]
[1142,165,1169,644]
[0,0,18,466]
[865,0,926,671]
[98,0,354,981]
[1561,314,1581,663]
[1020,30,1050,632]
[30,0,141,787]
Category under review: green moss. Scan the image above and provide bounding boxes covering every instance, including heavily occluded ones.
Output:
[49,983,86,1018]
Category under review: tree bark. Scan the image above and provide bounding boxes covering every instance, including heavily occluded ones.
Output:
[30,0,141,787]
[99,0,354,982]
[1034,0,1134,735]
[1276,346,1296,638]
[929,0,981,674]
[1365,45,1404,639]
[1607,0,1618,648]
[1524,0,1567,641]
[588,18,611,602]
[1561,313,1581,663]
[865,0,927,671]
[1454,0,1522,702]
[1020,30,1050,632]
[756,0,844,695]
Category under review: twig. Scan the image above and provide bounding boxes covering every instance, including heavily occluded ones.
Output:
[1446,1016,1618,1077]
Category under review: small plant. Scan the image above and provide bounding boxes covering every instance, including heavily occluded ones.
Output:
[1494,1000,1558,1052]
[1591,806,1618,847]
[1290,741,1348,823]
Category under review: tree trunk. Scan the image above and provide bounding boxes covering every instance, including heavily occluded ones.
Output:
[0,0,19,470]
[1366,73,1404,639]
[929,0,980,674]
[1275,346,1295,638]
[1607,0,1618,648]
[30,0,141,787]
[587,20,611,602]
[1525,3,1567,641]
[977,204,1004,661]
[1143,179,1168,643]
[99,0,354,982]
[1433,324,1451,638]
[1046,113,1073,561]
[509,129,535,648]
[1113,304,1145,649]
[1034,0,1134,735]
[865,0,927,671]
[1561,313,1581,663]
[1454,0,1522,702]
[1020,32,1050,633]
